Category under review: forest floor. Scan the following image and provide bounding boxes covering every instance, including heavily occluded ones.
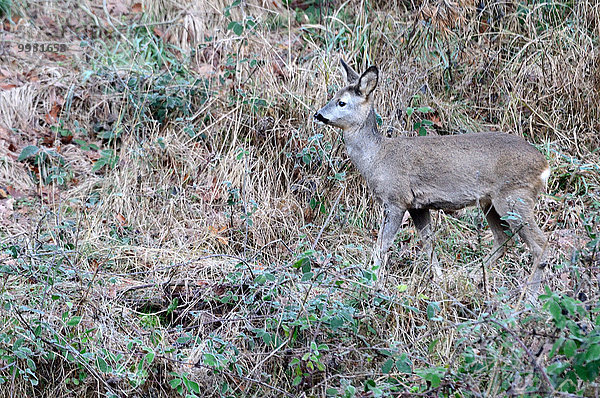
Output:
[0,0,598,397]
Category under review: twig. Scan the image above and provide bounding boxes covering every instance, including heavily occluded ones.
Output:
[102,0,134,47]
[150,353,295,397]
[12,308,120,396]
[312,188,344,251]
[487,318,557,395]
[250,239,295,262]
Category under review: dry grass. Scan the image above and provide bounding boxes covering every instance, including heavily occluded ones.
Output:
[0,0,599,397]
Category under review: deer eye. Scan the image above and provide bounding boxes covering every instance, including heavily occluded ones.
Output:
[338,100,346,107]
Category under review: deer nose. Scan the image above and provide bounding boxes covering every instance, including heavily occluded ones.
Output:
[314,112,329,124]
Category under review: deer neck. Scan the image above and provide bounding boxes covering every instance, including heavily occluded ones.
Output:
[343,107,382,174]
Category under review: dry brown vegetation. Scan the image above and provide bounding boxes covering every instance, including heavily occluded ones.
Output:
[0,0,599,397]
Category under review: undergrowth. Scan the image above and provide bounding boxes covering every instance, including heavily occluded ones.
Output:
[0,0,598,397]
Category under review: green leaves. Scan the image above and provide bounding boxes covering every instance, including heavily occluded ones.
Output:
[563,339,577,358]
[96,356,109,373]
[541,290,600,392]
[546,298,566,328]
[415,366,446,388]
[227,17,257,36]
[169,372,200,396]
[18,145,39,161]
[92,149,119,172]
[227,21,244,36]
[426,301,441,321]
[66,316,82,327]
[381,352,412,375]
[406,106,435,136]
[406,106,434,116]
[586,344,600,362]
[293,252,314,282]
[382,358,394,374]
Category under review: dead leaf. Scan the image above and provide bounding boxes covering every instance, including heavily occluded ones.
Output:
[47,52,67,62]
[200,177,222,202]
[45,103,61,124]
[271,60,287,80]
[36,15,57,31]
[195,63,214,78]
[254,262,265,271]
[39,186,60,203]
[106,0,129,16]
[0,84,17,90]
[59,133,73,145]
[208,225,228,245]
[132,2,142,12]
[84,150,101,161]
[41,133,54,146]
[0,198,15,219]
[24,70,39,82]
[153,27,164,38]
[107,284,118,299]
[7,186,26,199]
[116,213,128,226]
[0,127,17,152]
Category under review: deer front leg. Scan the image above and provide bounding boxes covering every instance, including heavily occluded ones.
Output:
[373,205,405,281]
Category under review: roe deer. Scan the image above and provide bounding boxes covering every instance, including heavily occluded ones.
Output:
[314,60,550,290]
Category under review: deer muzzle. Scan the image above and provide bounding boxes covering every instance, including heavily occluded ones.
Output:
[314,112,330,124]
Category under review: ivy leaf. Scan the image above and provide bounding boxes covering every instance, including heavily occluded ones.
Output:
[145,352,155,364]
[204,353,217,367]
[546,361,568,376]
[188,380,200,394]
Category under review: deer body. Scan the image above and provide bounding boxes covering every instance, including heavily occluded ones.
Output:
[315,60,549,287]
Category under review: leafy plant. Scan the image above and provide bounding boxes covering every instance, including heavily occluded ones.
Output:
[18,145,71,185]
[169,372,200,397]
[0,0,11,19]
[541,288,600,394]
[406,106,434,136]
[92,149,119,172]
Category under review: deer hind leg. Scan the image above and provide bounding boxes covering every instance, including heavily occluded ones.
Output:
[408,209,442,278]
[492,194,548,294]
[373,205,405,281]
[482,203,511,266]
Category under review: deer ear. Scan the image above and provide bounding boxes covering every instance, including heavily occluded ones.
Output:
[340,59,360,84]
[356,66,378,97]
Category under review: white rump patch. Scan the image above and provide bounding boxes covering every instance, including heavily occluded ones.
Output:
[540,168,550,186]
